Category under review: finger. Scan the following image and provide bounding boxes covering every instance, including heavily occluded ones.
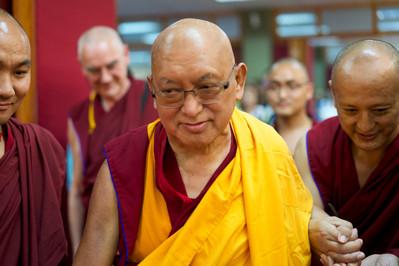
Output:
[320,254,334,266]
[320,254,329,265]
[328,238,363,254]
[336,225,353,243]
[328,216,353,230]
[327,249,365,264]
[320,222,350,242]
[350,228,358,240]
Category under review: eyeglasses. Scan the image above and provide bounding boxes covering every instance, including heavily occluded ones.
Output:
[267,81,308,94]
[84,59,119,78]
[151,65,236,108]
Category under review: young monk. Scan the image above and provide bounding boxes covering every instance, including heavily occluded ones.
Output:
[0,9,67,265]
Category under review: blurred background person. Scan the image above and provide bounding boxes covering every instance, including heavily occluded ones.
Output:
[67,26,157,254]
[240,83,272,122]
[264,57,315,153]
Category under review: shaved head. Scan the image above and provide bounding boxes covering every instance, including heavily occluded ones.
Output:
[151,18,235,73]
[77,26,124,60]
[0,9,31,125]
[268,57,309,81]
[331,39,399,83]
[148,18,247,151]
[330,39,399,153]
[0,9,30,48]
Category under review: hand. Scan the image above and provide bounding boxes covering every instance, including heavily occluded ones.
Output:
[310,216,365,263]
[361,254,399,266]
[320,254,360,266]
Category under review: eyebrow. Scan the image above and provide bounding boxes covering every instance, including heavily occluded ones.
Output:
[18,59,31,67]
[157,72,221,86]
[198,73,219,82]
[0,59,31,68]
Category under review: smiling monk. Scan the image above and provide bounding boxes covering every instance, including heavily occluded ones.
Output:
[295,40,399,266]
[74,18,312,266]
[0,9,67,266]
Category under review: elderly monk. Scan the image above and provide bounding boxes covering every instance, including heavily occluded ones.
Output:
[0,9,67,265]
[265,57,315,154]
[295,40,399,266]
[74,18,312,265]
[67,26,157,253]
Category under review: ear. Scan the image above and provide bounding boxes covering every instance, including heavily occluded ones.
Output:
[147,75,157,110]
[123,44,130,64]
[234,63,247,101]
[306,82,314,101]
[328,79,337,107]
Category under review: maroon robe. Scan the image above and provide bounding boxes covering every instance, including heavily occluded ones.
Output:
[0,118,68,265]
[69,77,157,209]
[104,123,235,265]
[307,116,399,257]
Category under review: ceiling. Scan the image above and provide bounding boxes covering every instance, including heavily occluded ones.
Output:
[117,0,377,19]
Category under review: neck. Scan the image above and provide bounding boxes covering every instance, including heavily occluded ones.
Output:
[169,127,232,198]
[352,145,386,169]
[275,109,312,131]
[172,128,231,162]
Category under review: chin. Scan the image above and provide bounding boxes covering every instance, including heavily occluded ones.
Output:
[353,139,385,152]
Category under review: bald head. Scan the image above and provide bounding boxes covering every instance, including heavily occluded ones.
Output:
[77,26,124,60]
[151,18,235,73]
[268,57,309,80]
[331,39,399,83]
[0,9,30,47]
[0,9,31,125]
[329,39,399,153]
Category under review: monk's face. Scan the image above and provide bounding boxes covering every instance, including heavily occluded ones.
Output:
[80,40,130,102]
[265,62,312,118]
[149,23,246,149]
[0,17,31,125]
[331,51,399,153]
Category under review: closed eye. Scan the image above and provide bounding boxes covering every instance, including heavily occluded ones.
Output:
[342,108,357,114]
[372,107,389,115]
[160,88,183,96]
[14,69,29,78]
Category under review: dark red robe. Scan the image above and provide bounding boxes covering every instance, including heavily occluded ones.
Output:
[0,118,68,265]
[69,77,158,209]
[307,116,399,257]
[104,123,235,265]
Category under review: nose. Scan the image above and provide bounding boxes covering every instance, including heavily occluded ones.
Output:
[356,111,375,133]
[180,92,203,117]
[99,68,112,83]
[277,87,288,99]
[0,74,15,99]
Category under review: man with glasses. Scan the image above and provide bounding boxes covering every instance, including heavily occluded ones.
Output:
[295,40,399,265]
[74,18,312,265]
[67,26,157,254]
[264,57,315,153]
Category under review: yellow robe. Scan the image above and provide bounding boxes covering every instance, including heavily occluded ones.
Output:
[132,108,312,265]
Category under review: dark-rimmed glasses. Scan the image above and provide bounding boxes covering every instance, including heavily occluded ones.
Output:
[151,65,236,108]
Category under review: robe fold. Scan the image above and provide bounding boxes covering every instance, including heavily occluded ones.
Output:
[69,77,157,209]
[105,108,312,266]
[307,116,399,256]
[0,118,67,265]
